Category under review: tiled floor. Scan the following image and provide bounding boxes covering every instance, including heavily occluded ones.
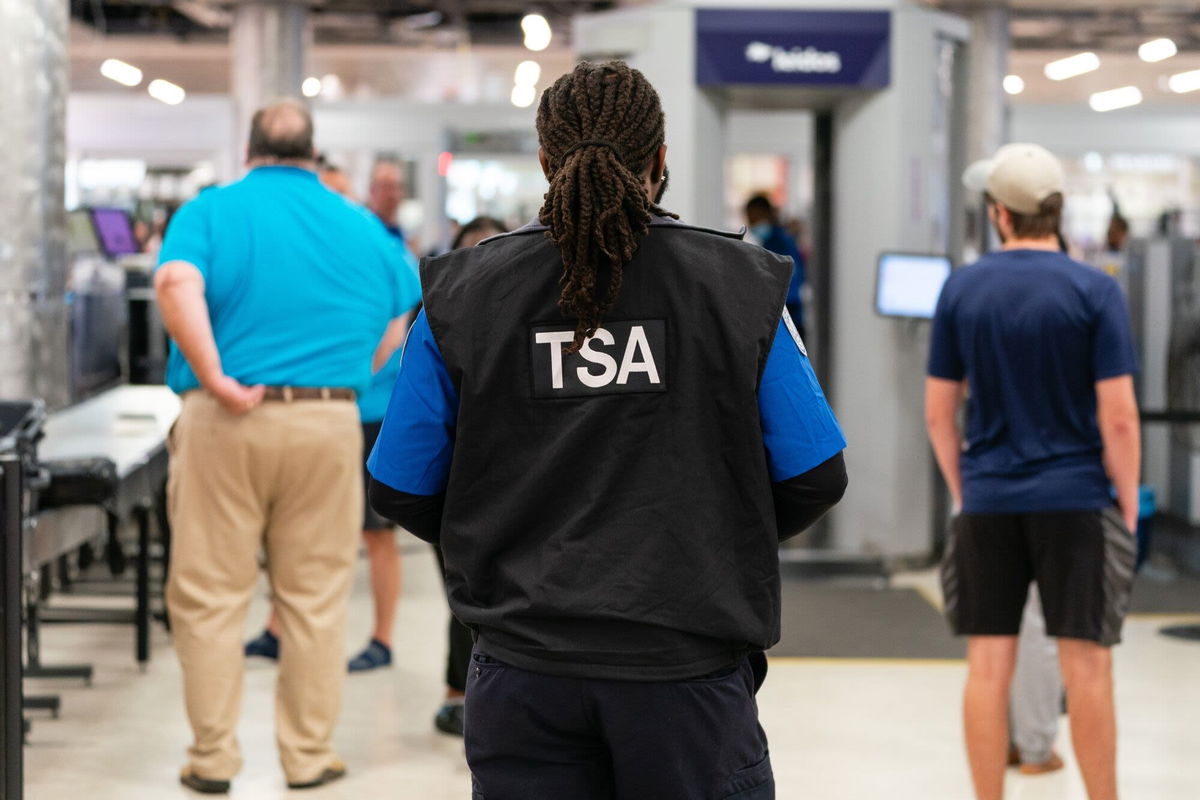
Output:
[22,545,1200,799]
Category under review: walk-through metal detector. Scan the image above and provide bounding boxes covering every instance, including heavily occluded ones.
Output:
[576,0,971,564]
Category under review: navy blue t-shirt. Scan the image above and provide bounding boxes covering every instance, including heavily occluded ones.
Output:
[927,249,1138,514]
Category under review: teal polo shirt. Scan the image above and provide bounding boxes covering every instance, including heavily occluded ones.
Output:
[158,166,419,398]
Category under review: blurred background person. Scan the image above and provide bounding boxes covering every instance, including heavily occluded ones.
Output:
[745,193,807,339]
[245,156,422,674]
[317,154,355,200]
[155,99,414,793]
[367,159,408,244]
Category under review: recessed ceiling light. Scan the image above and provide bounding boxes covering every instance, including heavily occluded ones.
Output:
[1138,38,1177,63]
[515,60,541,87]
[100,58,143,87]
[1088,86,1142,113]
[511,83,536,108]
[1003,75,1025,95]
[302,77,322,98]
[1044,52,1100,81]
[148,79,186,106]
[521,14,551,52]
[1167,69,1200,94]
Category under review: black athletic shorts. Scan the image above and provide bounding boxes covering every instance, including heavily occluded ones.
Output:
[940,508,1136,646]
[361,420,389,531]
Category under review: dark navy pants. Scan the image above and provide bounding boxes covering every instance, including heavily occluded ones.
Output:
[464,650,774,800]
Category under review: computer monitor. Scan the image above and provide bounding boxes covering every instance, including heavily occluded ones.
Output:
[66,209,102,257]
[90,207,140,258]
[875,252,953,320]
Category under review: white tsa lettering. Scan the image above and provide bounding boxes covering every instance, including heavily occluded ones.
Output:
[534,330,575,389]
[577,328,618,388]
[531,320,666,397]
[616,325,661,385]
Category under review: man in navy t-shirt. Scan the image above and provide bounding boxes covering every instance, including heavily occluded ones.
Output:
[926,143,1139,800]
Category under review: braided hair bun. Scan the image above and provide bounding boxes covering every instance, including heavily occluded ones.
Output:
[536,61,675,352]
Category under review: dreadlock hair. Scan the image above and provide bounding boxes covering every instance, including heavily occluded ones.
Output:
[537,61,676,352]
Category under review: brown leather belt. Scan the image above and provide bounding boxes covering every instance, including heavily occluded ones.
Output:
[261,386,355,402]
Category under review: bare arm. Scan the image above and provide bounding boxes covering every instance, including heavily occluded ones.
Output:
[154,260,264,414]
[1096,374,1140,532]
[925,377,966,511]
[371,308,417,374]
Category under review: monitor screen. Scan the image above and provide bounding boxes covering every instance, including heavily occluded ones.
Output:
[66,209,101,257]
[875,252,952,319]
[90,207,140,258]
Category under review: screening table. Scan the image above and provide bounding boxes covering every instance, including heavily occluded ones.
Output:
[32,385,180,669]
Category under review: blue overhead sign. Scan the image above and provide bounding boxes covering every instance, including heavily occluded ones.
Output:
[696,9,891,89]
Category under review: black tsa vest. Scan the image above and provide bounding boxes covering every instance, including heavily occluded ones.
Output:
[422,216,793,681]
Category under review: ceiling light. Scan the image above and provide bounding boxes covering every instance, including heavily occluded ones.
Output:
[1044,52,1100,81]
[514,60,541,87]
[320,73,344,100]
[1002,75,1025,95]
[302,77,322,98]
[147,79,186,105]
[1088,86,1142,113]
[1138,38,1177,63]
[402,11,442,30]
[521,13,552,52]
[511,83,536,108]
[1167,68,1200,93]
[100,58,143,87]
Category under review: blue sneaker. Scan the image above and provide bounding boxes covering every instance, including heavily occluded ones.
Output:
[244,629,279,660]
[347,639,392,672]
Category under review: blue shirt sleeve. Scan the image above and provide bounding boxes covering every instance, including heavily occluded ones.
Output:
[156,195,212,280]
[759,317,847,481]
[1092,281,1139,380]
[927,275,964,381]
[366,310,458,495]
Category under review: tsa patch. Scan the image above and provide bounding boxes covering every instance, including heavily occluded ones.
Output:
[782,312,808,357]
[531,320,667,398]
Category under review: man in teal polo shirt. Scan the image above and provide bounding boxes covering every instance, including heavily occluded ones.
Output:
[155,99,417,794]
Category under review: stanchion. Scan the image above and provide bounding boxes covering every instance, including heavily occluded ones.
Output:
[1,455,24,799]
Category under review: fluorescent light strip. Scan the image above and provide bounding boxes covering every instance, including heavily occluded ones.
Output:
[1168,69,1200,94]
[100,58,143,87]
[1044,52,1100,81]
[1138,38,1177,63]
[148,79,186,106]
[1089,86,1142,112]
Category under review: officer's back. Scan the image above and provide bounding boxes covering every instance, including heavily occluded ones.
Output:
[368,61,845,800]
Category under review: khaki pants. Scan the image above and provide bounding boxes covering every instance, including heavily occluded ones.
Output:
[166,392,362,784]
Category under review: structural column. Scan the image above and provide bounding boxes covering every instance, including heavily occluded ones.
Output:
[965,3,1010,162]
[230,0,311,169]
[0,0,70,406]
